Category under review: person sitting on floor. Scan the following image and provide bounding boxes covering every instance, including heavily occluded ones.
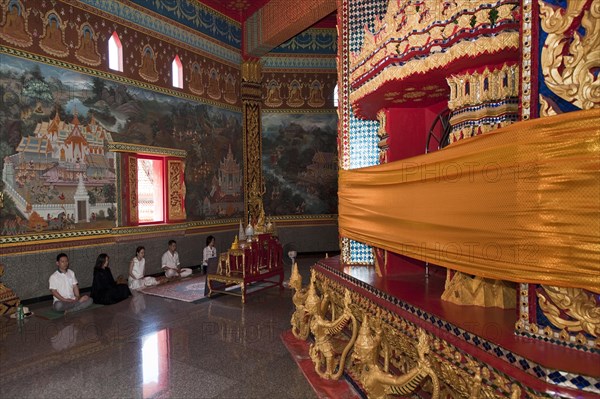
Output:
[202,235,217,275]
[128,246,158,290]
[49,253,93,313]
[90,253,130,305]
[161,240,192,278]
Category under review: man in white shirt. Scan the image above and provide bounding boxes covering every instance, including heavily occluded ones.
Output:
[161,240,192,278]
[49,253,93,313]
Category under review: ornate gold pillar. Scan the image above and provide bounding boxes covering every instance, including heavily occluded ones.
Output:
[241,60,263,225]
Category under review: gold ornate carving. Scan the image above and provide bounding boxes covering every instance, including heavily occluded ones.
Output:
[520,0,533,120]
[376,110,389,164]
[353,314,440,399]
[127,156,138,225]
[539,94,559,117]
[539,0,600,110]
[537,285,600,338]
[303,269,540,398]
[242,59,261,83]
[307,286,358,380]
[441,272,516,309]
[446,64,519,111]
[289,262,310,340]
[108,142,187,158]
[167,159,186,221]
[350,33,519,106]
[0,263,20,315]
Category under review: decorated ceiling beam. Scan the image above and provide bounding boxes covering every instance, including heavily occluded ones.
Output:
[243,0,337,57]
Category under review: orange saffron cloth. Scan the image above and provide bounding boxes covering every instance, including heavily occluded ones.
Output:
[339,108,600,293]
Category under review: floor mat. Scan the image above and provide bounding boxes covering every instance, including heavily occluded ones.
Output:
[35,303,104,320]
[141,275,208,303]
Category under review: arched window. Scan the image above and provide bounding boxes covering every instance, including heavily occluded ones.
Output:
[108,31,123,72]
[333,83,339,107]
[172,55,183,89]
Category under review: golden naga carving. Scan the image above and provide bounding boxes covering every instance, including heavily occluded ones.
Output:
[307,288,358,380]
[537,285,600,338]
[353,314,440,399]
[289,262,310,340]
[539,0,600,110]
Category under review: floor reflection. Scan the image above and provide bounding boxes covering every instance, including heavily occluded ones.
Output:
[142,329,170,398]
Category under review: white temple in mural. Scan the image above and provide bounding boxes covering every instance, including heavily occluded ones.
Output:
[1,110,116,229]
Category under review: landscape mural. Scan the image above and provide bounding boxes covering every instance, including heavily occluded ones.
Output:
[0,54,243,235]
[262,112,338,216]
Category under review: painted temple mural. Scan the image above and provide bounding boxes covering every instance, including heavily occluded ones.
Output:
[0,54,243,235]
[262,112,338,215]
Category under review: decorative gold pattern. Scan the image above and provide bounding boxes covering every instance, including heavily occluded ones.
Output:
[350,33,519,106]
[167,159,186,221]
[537,285,600,338]
[0,263,20,315]
[108,142,187,158]
[441,272,516,309]
[351,0,516,72]
[520,0,533,120]
[446,64,519,110]
[293,268,546,398]
[307,285,358,380]
[289,262,310,340]
[376,110,388,164]
[127,155,138,225]
[353,314,440,399]
[539,0,600,110]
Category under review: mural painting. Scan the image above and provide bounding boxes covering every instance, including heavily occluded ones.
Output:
[0,54,243,236]
[262,113,338,216]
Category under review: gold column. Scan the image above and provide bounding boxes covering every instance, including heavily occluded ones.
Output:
[241,60,263,225]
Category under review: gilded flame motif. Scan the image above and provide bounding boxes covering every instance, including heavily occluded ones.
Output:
[307,285,358,380]
[537,285,600,338]
[353,314,440,399]
[539,0,600,110]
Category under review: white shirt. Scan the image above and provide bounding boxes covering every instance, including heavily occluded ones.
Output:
[49,269,78,303]
[203,245,216,266]
[161,250,180,270]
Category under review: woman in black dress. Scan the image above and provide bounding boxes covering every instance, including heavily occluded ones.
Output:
[91,253,130,304]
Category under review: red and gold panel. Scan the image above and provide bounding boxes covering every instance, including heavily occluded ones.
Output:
[166,158,186,222]
[126,154,139,226]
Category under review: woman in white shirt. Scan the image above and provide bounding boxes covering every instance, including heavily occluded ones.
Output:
[128,246,158,290]
[202,235,216,275]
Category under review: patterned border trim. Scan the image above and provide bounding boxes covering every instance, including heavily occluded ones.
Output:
[261,109,337,114]
[315,262,600,395]
[108,142,187,158]
[261,56,337,70]
[0,46,242,113]
[75,0,242,64]
[269,28,337,55]
[0,217,338,247]
[520,0,533,121]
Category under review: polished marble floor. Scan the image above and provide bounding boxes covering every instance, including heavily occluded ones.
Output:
[0,256,326,399]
